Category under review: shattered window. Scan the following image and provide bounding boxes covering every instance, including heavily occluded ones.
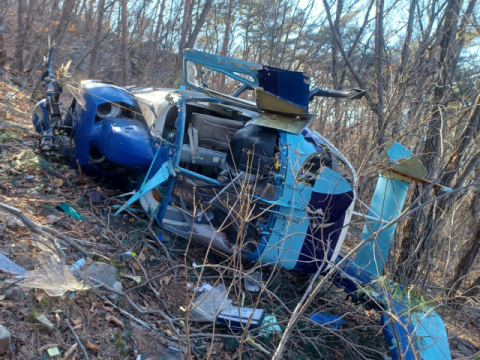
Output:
[185,61,255,101]
[297,147,352,186]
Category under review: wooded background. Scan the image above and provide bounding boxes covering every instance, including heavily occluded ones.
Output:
[1,0,480,312]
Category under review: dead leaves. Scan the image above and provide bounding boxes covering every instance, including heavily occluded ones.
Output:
[69,318,82,331]
[53,177,64,187]
[159,275,172,287]
[106,315,124,328]
[60,343,78,360]
[131,261,142,271]
[86,340,100,351]
[34,292,46,302]
[69,318,82,326]
[0,300,15,308]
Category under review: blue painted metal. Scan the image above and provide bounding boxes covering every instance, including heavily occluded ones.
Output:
[179,168,222,185]
[332,253,452,360]
[32,99,49,133]
[380,312,418,359]
[411,311,451,359]
[257,66,310,108]
[67,81,147,176]
[256,131,354,272]
[91,117,154,170]
[309,313,346,329]
[248,131,288,262]
[386,141,414,161]
[257,132,315,269]
[114,159,175,216]
[155,99,185,223]
[355,175,410,275]
[183,49,310,110]
[121,99,186,224]
[183,49,260,90]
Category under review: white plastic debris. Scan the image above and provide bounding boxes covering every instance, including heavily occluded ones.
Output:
[243,270,262,293]
[188,284,233,322]
[187,282,213,292]
[36,315,54,331]
[9,252,89,296]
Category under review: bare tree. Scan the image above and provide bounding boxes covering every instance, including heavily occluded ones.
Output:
[14,0,27,73]
[0,4,5,70]
[88,0,106,78]
[121,0,130,85]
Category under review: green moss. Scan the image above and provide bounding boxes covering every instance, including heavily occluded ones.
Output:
[0,131,14,143]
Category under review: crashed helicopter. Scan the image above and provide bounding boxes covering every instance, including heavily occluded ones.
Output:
[32,46,453,360]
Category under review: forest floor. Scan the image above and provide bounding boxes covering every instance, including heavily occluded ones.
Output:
[0,76,479,360]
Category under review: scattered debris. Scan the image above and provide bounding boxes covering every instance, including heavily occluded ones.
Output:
[189,284,233,322]
[115,251,136,261]
[36,314,54,331]
[87,190,102,203]
[3,286,22,301]
[86,262,118,288]
[57,203,84,220]
[0,325,11,354]
[309,313,346,329]
[37,343,59,356]
[0,253,27,275]
[217,307,266,331]
[10,252,87,296]
[243,270,261,293]
[46,346,60,357]
[260,315,282,335]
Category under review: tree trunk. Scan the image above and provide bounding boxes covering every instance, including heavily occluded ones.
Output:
[14,0,27,73]
[441,88,480,187]
[51,0,60,18]
[121,0,130,85]
[52,0,77,47]
[184,0,213,50]
[447,214,480,296]
[0,7,5,70]
[331,0,343,142]
[88,0,106,78]
[221,0,235,57]
[152,0,167,49]
[461,275,480,299]
[395,0,462,284]
[396,0,416,83]
[374,0,384,125]
[179,0,193,51]
[169,0,213,84]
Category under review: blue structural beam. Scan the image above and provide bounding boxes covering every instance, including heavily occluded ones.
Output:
[355,175,409,275]
[355,142,419,276]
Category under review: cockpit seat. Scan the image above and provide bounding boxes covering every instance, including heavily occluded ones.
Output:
[190,113,244,151]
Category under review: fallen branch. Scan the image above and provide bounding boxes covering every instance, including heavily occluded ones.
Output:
[0,201,66,262]
[66,306,89,360]
[41,226,92,258]
[147,217,173,264]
